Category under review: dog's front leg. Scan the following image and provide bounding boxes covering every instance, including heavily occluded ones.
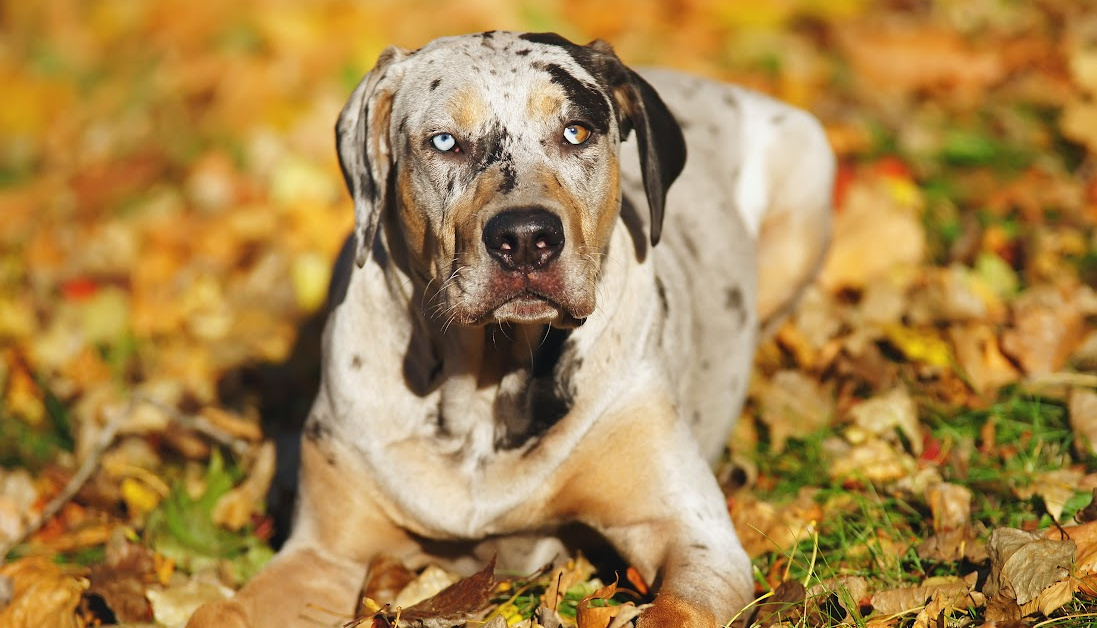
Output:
[187,437,416,628]
[556,400,753,628]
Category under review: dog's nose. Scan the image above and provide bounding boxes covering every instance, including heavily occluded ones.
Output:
[483,208,565,272]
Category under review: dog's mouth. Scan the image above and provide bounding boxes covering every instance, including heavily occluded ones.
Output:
[481,288,588,328]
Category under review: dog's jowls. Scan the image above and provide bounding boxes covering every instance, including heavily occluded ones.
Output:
[187,30,834,628]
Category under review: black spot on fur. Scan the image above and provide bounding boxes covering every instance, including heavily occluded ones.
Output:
[303,415,336,465]
[430,78,441,91]
[519,32,575,48]
[654,275,669,315]
[351,354,362,370]
[499,161,517,194]
[516,48,532,56]
[725,286,746,326]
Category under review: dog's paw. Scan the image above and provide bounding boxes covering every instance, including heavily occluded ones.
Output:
[635,594,718,628]
[185,599,251,628]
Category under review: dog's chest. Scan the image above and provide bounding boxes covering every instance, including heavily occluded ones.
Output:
[430,326,576,458]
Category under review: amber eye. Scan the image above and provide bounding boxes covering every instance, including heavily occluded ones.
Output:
[563,123,591,145]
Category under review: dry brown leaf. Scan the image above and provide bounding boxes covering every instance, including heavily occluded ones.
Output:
[386,558,496,628]
[82,532,156,623]
[820,177,925,291]
[1046,519,1097,575]
[917,526,986,564]
[0,468,38,548]
[806,576,869,623]
[949,324,1021,395]
[0,556,88,628]
[836,21,1005,99]
[1012,468,1084,523]
[359,555,417,613]
[1000,286,1085,377]
[847,387,923,456]
[731,489,822,558]
[752,580,806,627]
[145,573,234,627]
[542,554,596,611]
[915,265,1005,324]
[911,578,984,628]
[1069,388,1097,455]
[926,483,972,532]
[391,565,459,610]
[758,370,833,453]
[576,580,633,628]
[827,438,916,484]
[211,440,276,531]
[984,527,1075,608]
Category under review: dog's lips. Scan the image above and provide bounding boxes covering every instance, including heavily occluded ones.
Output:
[492,293,561,324]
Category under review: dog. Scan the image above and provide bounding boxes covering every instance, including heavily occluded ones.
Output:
[187,30,833,628]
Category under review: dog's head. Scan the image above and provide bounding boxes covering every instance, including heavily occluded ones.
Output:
[336,31,685,328]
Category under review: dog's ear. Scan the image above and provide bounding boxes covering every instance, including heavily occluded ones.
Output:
[587,40,686,246]
[336,46,408,267]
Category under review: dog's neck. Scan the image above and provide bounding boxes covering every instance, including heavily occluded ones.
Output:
[425,320,575,455]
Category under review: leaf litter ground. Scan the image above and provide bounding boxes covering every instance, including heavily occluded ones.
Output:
[1,1,1097,627]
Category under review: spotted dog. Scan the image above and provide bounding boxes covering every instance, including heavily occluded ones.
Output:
[187,31,834,628]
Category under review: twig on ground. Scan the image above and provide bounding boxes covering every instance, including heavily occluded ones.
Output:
[1,399,128,559]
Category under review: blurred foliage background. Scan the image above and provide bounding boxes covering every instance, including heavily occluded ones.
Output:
[2,0,1097,626]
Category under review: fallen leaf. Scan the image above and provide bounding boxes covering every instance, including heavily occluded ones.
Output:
[1000,286,1085,376]
[984,527,1074,608]
[820,174,926,291]
[730,489,822,557]
[926,482,972,532]
[758,370,833,453]
[392,565,459,610]
[836,21,1005,99]
[1013,468,1084,523]
[542,554,596,611]
[576,579,633,628]
[82,531,156,623]
[386,558,496,628]
[917,526,986,563]
[752,580,806,627]
[1070,388,1097,455]
[847,387,923,455]
[949,324,1020,395]
[827,438,916,484]
[212,440,276,531]
[0,556,88,628]
[912,578,984,628]
[145,573,234,627]
[882,324,952,371]
[359,555,417,611]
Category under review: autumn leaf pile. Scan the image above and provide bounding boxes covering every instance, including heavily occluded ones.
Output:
[1,0,1096,627]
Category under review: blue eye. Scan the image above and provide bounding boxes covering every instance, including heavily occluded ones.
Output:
[431,133,458,152]
[563,124,591,145]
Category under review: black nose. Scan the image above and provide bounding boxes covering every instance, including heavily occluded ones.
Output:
[483,208,565,272]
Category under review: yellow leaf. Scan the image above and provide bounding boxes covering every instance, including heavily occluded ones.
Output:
[121,477,163,518]
[884,324,952,369]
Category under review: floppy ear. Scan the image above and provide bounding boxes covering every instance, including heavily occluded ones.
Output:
[587,41,686,246]
[336,46,408,267]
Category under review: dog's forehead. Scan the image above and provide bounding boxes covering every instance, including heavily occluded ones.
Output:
[395,32,611,132]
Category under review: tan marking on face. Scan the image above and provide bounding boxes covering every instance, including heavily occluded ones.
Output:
[589,151,621,251]
[526,82,564,121]
[396,166,430,269]
[450,87,489,131]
